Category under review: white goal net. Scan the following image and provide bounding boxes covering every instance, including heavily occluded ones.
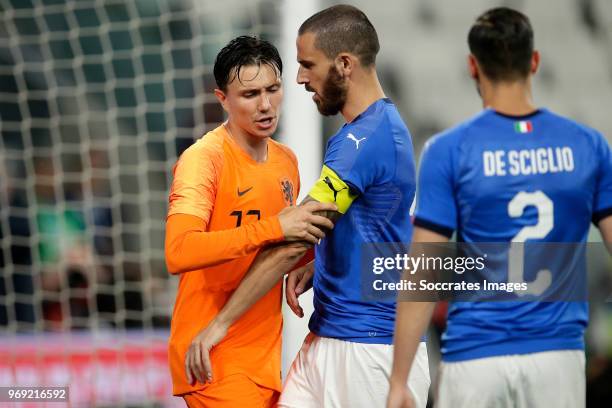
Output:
[0,0,281,406]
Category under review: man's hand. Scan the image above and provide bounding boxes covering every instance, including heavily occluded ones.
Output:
[386,384,416,408]
[278,201,336,244]
[286,261,314,317]
[184,319,229,385]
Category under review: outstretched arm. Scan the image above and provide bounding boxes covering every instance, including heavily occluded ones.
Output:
[165,140,336,275]
[166,201,336,274]
[386,227,448,408]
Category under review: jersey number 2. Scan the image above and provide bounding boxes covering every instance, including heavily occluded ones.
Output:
[507,191,553,296]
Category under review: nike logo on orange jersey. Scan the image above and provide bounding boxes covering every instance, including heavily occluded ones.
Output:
[237,186,253,196]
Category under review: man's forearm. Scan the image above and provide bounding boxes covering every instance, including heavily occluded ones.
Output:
[390,226,450,386]
[214,244,307,328]
[165,213,283,274]
[390,301,435,387]
[211,195,340,328]
[598,216,612,254]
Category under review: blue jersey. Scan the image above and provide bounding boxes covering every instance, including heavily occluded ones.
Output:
[309,98,416,344]
[415,108,612,361]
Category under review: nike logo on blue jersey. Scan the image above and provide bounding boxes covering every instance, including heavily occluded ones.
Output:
[347,133,366,149]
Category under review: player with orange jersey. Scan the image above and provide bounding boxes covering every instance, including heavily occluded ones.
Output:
[165,36,335,407]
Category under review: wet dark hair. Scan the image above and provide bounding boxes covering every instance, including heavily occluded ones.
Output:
[299,4,379,67]
[468,7,534,81]
[213,35,282,91]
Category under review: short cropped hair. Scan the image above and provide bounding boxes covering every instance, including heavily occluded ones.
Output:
[468,7,534,81]
[213,35,282,91]
[299,4,380,67]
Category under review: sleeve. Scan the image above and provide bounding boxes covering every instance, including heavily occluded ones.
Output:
[321,127,386,195]
[165,142,284,274]
[167,143,218,222]
[165,213,283,274]
[413,135,457,238]
[592,131,612,225]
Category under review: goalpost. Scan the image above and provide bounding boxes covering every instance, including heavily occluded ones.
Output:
[279,0,322,379]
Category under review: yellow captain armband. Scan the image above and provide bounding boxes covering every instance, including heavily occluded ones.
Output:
[307,165,358,214]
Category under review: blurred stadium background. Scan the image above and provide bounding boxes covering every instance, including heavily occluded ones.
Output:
[0,0,611,406]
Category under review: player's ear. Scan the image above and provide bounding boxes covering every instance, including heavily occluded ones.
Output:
[214,88,229,112]
[335,53,353,77]
[530,50,540,74]
[467,54,479,80]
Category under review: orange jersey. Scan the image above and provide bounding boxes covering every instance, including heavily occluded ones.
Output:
[166,124,300,395]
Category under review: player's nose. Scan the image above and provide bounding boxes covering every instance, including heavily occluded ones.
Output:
[296,66,308,85]
[258,93,271,111]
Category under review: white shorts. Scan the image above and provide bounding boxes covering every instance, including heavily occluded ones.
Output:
[279,332,430,408]
[436,350,585,408]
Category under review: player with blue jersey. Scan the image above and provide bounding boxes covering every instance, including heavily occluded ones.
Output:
[305,98,415,342]
[387,7,612,408]
[279,5,430,408]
